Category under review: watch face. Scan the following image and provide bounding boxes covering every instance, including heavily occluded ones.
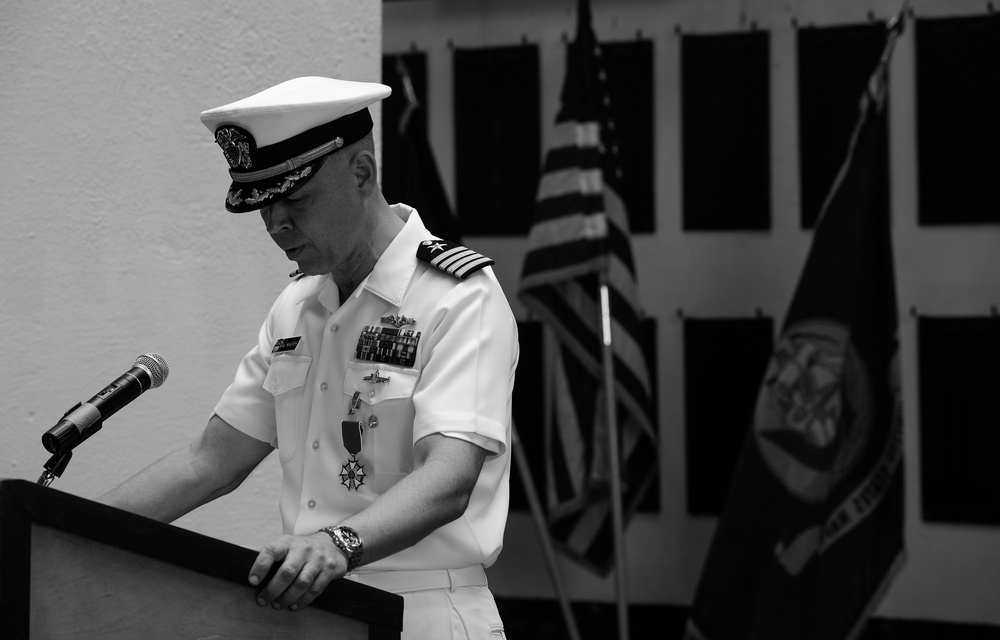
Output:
[338,527,362,549]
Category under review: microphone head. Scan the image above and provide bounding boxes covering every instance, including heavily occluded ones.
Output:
[134,353,169,389]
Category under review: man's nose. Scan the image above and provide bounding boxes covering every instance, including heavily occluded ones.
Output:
[261,204,292,234]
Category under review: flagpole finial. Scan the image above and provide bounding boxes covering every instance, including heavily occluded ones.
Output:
[886,0,909,36]
[875,0,908,71]
[395,56,419,136]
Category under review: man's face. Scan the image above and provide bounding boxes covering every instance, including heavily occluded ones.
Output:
[259,153,367,276]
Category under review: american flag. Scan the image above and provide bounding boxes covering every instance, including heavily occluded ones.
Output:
[517,0,657,574]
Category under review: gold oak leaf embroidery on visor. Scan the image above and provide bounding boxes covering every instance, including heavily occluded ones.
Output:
[227,166,314,208]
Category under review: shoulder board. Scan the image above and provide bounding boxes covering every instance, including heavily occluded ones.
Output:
[416,239,495,280]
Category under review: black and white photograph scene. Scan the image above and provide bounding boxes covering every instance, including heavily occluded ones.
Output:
[1,0,998,638]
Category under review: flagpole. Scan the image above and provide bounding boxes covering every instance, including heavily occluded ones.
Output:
[511,419,583,640]
[599,269,630,640]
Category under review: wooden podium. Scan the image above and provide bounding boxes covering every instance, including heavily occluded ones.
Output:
[0,479,403,639]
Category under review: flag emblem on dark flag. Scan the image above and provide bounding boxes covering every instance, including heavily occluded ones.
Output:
[686,15,906,640]
[517,0,657,575]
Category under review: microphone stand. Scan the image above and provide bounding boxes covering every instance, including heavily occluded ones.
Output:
[38,450,73,487]
[37,400,102,487]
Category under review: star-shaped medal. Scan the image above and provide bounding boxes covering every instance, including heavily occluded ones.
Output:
[340,457,366,491]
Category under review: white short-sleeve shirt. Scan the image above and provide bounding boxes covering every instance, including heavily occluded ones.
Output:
[214,206,519,571]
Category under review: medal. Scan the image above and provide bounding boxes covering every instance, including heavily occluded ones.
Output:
[340,421,365,491]
[340,392,366,491]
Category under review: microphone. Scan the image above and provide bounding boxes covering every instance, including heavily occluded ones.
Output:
[42,353,169,455]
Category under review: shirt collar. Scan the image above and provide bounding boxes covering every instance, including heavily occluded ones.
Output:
[361,204,429,305]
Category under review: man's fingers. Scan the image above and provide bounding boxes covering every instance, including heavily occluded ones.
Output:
[277,541,341,610]
[261,560,307,607]
[288,569,337,611]
[249,537,294,599]
[277,566,320,609]
[250,533,343,611]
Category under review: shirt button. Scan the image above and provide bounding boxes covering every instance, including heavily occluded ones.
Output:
[312,440,319,450]
[330,324,339,333]
[307,500,316,509]
[320,381,328,391]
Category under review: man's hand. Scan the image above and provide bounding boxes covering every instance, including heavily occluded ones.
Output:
[248,532,347,611]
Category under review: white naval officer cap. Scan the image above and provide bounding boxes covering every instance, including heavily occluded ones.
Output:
[200,76,391,213]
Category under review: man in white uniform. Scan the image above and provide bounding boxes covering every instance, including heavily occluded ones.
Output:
[98,76,518,640]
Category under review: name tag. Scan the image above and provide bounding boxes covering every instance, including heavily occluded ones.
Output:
[272,337,302,353]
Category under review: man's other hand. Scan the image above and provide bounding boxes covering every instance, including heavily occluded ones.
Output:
[248,532,347,611]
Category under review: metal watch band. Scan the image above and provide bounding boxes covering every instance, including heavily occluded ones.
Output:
[320,525,364,572]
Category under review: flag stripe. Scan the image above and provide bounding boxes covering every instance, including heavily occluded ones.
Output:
[550,119,601,149]
[548,345,589,507]
[526,211,607,250]
[534,192,607,223]
[521,241,606,284]
[538,166,603,199]
[544,146,601,174]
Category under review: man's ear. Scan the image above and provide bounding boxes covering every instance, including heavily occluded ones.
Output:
[352,150,378,197]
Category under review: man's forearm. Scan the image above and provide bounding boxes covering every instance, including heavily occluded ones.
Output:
[96,445,227,522]
[96,415,273,522]
[335,433,488,567]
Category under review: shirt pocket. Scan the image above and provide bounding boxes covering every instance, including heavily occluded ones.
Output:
[263,354,312,462]
[343,363,419,491]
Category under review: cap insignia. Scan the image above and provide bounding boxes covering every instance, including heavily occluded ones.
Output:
[215,126,255,169]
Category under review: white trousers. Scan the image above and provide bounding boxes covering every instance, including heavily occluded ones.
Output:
[346,566,506,640]
[399,585,505,640]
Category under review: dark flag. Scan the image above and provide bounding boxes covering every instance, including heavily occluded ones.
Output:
[684,15,906,640]
[517,0,657,575]
[382,56,463,243]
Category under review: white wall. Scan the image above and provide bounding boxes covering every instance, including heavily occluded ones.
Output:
[0,0,381,547]
[383,0,1000,628]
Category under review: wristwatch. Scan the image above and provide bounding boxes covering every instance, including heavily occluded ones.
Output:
[319,525,364,572]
